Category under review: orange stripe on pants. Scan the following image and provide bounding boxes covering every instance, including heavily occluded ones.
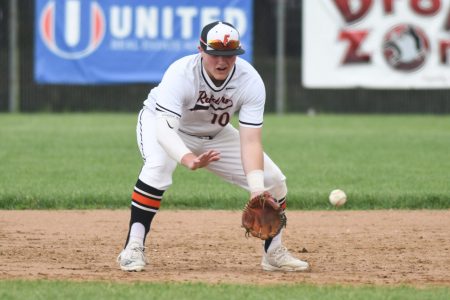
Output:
[132,192,161,208]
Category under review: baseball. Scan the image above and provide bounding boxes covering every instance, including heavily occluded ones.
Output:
[329,189,347,207]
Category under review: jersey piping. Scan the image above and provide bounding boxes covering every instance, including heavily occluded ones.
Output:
[156,103,181,118]
[239,120,264,127]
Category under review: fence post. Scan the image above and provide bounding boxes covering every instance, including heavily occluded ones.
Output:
[9,0,19,113]
[275,0,286,115]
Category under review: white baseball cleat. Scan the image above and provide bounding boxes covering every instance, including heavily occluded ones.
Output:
[117,241,148,272]
[261,245,310,272]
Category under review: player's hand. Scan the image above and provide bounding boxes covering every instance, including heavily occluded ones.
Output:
[181,150,220,170]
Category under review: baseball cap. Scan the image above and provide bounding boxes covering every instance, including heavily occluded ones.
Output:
[200,21,245,56]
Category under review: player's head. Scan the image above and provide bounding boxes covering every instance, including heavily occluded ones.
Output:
[199,21,245,56]
[199,21,244,83]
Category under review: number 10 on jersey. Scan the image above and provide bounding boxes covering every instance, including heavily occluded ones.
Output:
[211,112,230,126]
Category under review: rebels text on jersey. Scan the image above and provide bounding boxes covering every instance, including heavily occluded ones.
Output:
[144,54,265,137]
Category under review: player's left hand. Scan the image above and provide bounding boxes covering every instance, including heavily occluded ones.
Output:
[181,150,220,170]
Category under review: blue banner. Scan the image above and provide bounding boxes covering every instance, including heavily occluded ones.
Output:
[34,0,253,84]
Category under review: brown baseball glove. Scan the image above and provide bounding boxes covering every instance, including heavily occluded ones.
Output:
[242,191,286,240]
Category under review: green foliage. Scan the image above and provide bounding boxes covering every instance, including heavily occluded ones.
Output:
[0,281,449,300]
[0,113,449,209]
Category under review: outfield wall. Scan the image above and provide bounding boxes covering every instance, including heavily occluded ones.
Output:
[0,0,449,113]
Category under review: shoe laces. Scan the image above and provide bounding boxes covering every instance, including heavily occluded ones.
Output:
[270,246,294,262]
[118,242,147,262]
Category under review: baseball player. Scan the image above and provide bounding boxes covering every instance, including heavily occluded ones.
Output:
[117,21,309,272]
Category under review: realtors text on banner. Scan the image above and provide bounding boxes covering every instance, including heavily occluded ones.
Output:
[35,0,253,84]
[303,0,450,89]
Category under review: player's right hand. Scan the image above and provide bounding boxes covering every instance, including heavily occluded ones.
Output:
[181,150,220,170]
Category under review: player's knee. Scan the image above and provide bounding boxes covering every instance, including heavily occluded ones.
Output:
[268,180,287,201]
[263,163,287,199]
[139,162,176,190]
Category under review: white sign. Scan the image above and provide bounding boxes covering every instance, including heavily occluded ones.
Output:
[303,0,450,88]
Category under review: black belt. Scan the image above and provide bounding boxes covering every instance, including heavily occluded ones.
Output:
[179,129,214,140]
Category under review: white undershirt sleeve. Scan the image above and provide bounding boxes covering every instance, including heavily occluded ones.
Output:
[156,112,192,163]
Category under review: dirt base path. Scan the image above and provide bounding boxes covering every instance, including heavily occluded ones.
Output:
[1,210,450,286]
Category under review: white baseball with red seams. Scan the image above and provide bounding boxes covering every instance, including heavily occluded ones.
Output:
[329,189,347,207]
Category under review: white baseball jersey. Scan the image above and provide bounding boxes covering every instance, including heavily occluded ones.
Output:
[143,54,266,137]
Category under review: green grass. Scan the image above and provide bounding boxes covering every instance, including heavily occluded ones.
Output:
[0,113,449,209]
[0,281,449,300]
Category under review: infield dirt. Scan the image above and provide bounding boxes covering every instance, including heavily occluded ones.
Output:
[1,210,449,286]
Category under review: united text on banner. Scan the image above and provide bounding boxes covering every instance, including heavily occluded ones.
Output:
[34,0,253,84]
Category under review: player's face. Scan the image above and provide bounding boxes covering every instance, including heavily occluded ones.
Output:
[200,51,237,83]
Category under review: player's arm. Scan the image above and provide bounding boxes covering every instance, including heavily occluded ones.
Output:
[239,126,265,197]
[155,113,220,170]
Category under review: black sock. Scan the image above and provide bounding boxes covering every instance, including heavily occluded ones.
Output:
[124,205,156,248]
[124,179,165,247]
[264,237,273,252]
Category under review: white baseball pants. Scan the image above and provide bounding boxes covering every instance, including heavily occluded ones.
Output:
[136,108,287,199]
